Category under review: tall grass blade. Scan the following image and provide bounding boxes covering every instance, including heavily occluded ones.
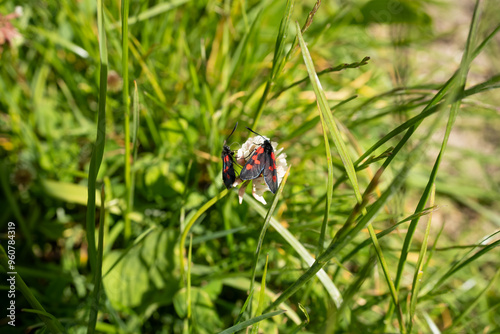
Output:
[297,20,406,331]
[88,186,106,334]
[264,147,419,313]
[429,230,500,292]
[296,21,361,203]
[290,304,310,334]
[245,195,343,308]
[393,0,482,296]
[227,8,263,92]
[218,310,286,334]
[338,206,437,267]
[335,254,377,327]
[122,0,131,241]
[130,81,140,209]
[317,109,333,255]
[187,235,193,321]
[243,166,290,321]
[179,188,230,278]
[444,269,500,333]
[408,184,436,333]
[383,2,488,327]
[423,312,442,334]
[252,0,294,128]
[272,56,370,100]
[251,254,269,334]
[0,245,65,333]
[111,0,190,28]
[0,163,33,251]
[86,0,108,272]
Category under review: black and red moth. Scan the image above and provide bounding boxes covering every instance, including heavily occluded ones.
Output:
[239,127,279,194]
[221,123,238,189]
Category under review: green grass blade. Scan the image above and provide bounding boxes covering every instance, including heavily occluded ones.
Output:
[384,74,459,332]
[102,225,156,278]
[423,312,442,334]
[264,148,418,313]
[290,304,310,334]
[335,255,377,327]
[252,0,294,128]
[470,23,500,60]
[0,245,65,333]
[251,254,269,334]
[218,310,286,334]
[130,81,140,210]
[297,20,406,330]
[245,166,291,320]
[272,57,370,100]
[253,166,290,268]
[421,222,445,278]
[408,184,436,333]
[122,0,131,242]
[187,235,192,321]
[129,41,166,103]
[338,206,437,267]
[29,26,90,58]
[317,111,333,255]
[376,23,499,147]
[0,163,33,251]
[111,0,190,29]
[86,0,108,272]
[296,21,361,203]
[270,0,294,80]
[367,223,405,333]
[22,309,58,319]
[444,269,500,333]
[227,8,263,92]
[393,0,482,295]
[354,67,500,169]
[245,195,343,308]
[179,188,230,278]
[430,231,500,292]
[88,186,106,334]
[278,0,321,77]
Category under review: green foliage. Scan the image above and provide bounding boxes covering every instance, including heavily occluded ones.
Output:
[102,228,179,310]
[1,0,500,333]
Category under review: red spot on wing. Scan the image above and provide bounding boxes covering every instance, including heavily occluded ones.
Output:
[256,146,264,154]
[252,155,261,164]
[272,175,277,182]
[246,164,253,170]
[224,155,229,162]
[271,152,277,169]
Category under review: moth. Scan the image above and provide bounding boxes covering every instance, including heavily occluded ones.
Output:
[239,127,278,194]
[221,123,238,189]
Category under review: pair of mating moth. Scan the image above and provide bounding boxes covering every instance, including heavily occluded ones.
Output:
[221,123,279,194]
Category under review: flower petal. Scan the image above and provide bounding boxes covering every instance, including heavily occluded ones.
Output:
[252,184,267,205]
[238,182,248,204]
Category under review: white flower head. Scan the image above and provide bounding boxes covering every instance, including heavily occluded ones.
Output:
[236,135,287,205]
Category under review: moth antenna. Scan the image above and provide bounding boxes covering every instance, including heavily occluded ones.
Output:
[246,126,267,141]
[225,122,238,142]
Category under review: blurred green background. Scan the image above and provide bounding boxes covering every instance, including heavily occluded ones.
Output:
[1,0,499,333]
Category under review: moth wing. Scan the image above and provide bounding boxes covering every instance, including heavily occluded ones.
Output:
[240,147,265,180]
[222,154,236,188]
[263,151,278,194]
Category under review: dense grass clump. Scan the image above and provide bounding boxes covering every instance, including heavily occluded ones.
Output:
[1,0,499,333]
